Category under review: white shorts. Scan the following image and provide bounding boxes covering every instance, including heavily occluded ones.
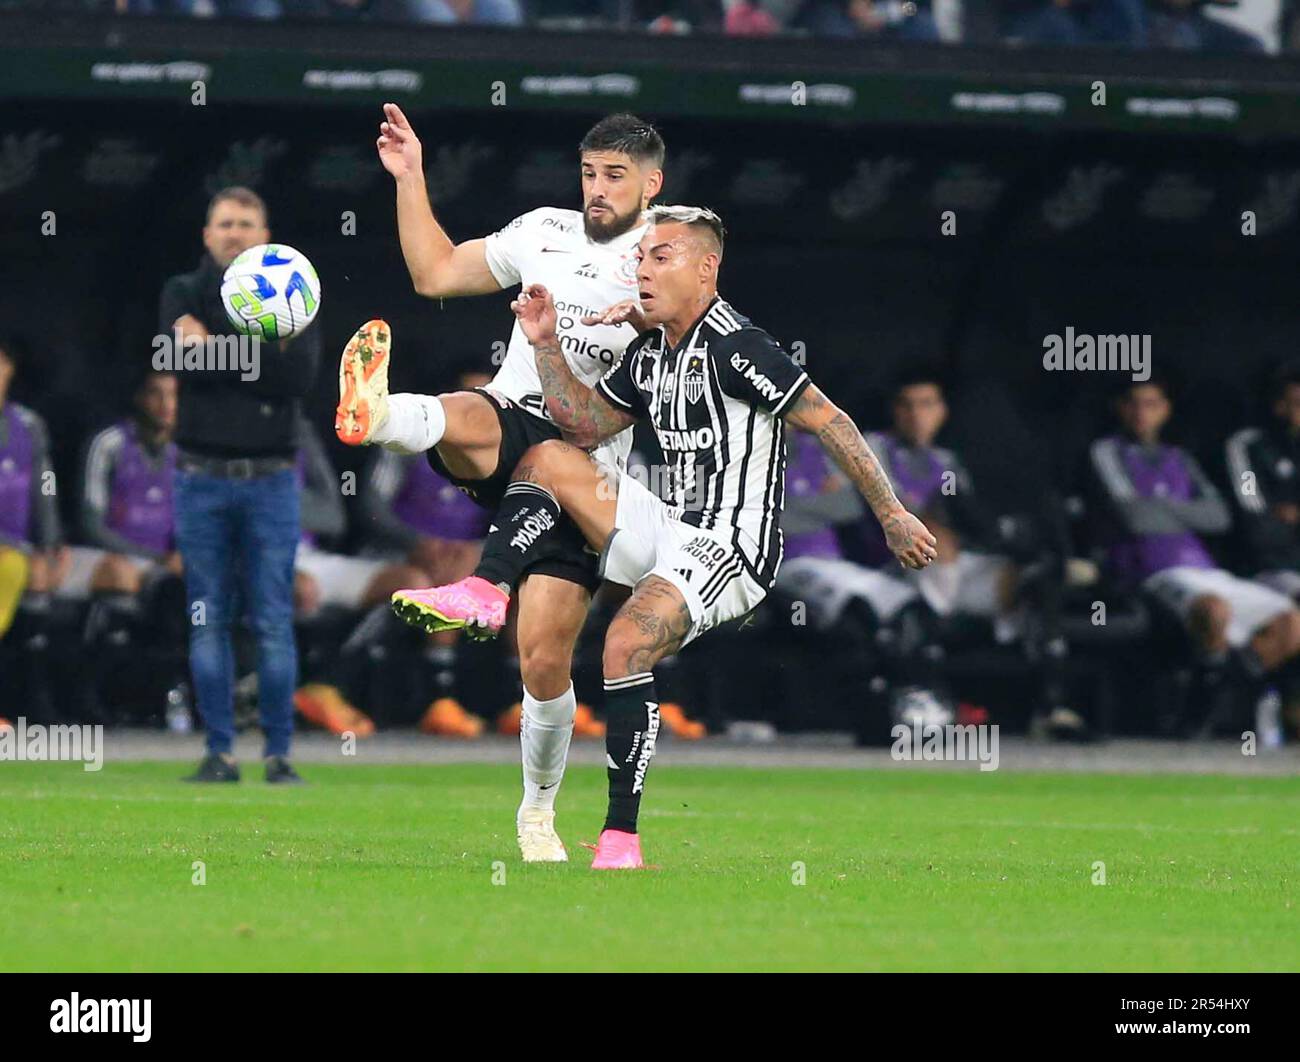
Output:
[906,551,1011,618]
[599,469,767,647]
[1256,569,1300,601]
[55,547,157,600]
[776,555,919,628]
[1143,566,1295,648]
[295,545,387,610]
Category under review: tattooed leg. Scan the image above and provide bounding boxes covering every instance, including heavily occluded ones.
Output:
[602,575,694,679]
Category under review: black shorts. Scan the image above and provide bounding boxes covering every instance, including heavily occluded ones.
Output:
[425,388,600,593]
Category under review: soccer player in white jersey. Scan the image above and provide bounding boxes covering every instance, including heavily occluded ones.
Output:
[335,106,663,863]
[393,206,938,869]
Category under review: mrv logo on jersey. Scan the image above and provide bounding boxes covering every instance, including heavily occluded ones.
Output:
[730,352,784,403]
[50,994,151,1042]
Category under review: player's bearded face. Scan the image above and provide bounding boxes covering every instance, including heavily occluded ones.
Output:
[583,196,642,243]
[580,152,649,243]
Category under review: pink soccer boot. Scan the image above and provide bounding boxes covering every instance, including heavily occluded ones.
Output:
[391,576,509,640]
[590,829,646,870]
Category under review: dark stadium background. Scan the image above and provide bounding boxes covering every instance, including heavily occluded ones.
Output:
[4,10,1300,733]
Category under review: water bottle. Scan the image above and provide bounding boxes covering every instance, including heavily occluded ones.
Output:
[1256,687,1282,750]
[166,684,193,734]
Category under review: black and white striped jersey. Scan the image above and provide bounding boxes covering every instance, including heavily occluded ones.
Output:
[596,296,810,587]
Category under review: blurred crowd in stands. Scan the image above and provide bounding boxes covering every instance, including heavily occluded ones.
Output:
[12,0,1286,56]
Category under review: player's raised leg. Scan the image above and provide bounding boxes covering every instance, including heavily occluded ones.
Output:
[334,320,502,478]
[391,440,617,637]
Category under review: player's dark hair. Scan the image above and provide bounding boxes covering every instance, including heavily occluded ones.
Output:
[1117,373,1174,403]
[648,205,725,256]
[892,368,946,399]
[579,114,665,170]
[1270,360,1300,402]
[134,366,176,393]
[206,185,268,225]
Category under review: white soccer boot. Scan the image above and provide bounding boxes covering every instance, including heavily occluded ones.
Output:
[517,806,568,863]
[334,319,391,446]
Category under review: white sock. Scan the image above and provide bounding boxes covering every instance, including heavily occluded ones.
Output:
[370,393,446,455]
[519,684,576,816]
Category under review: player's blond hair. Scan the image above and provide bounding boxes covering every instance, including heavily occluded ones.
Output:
[648,205,725,257]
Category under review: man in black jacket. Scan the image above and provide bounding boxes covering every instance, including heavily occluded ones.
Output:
[1226,363,1300,602]
[159,186,321,783]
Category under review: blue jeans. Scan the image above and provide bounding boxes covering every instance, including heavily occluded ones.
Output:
[174,468,300,758]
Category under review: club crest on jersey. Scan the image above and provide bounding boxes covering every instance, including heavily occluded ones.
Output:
[684,354,706,404]
[617,253,639,285]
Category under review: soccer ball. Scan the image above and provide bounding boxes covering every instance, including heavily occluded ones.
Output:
[220,243,321,341]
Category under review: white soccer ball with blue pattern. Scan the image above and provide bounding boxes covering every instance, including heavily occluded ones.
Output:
[220,243,321,341]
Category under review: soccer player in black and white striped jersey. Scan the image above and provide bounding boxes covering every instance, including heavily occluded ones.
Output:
[394,205,937,868]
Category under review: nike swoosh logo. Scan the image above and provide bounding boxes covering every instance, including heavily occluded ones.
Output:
[540,247,570,254]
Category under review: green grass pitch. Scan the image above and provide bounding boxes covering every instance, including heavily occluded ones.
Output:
[1,761,1296,971]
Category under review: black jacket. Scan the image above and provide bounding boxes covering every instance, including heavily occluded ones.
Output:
[1225,422,1300,572]
[158,254,322,458]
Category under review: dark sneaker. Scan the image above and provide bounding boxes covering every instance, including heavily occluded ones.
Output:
[183,753,240,783]
[265,756,305,785]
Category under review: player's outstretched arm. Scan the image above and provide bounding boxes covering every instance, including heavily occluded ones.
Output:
[785,382,938,570]
[377,102,500,298]
[513,284,637,449]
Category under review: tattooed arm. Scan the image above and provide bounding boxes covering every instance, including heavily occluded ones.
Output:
[785,382,937,570]
[510,283,637,449]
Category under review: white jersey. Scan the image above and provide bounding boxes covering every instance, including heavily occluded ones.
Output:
[483,206,644,469]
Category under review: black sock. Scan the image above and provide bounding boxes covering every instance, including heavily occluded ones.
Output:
[474,482,563,590]
[424,643,458,698]
[603,673,660,834]
[14,597,56,724]
[84,591,140,649]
